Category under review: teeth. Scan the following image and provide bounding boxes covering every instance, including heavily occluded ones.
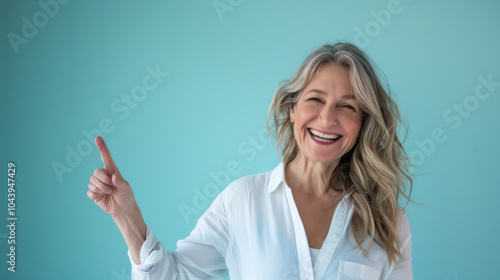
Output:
[311,135,334,143]
[309,128,340,140]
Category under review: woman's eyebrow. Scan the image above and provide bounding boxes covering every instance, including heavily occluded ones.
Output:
[341,94,356,100]
[305,89,327,95]
[306,89,356,100]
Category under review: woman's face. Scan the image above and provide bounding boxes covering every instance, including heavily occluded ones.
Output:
[290,62,363,166]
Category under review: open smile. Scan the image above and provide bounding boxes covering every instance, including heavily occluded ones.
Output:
[307,128,342,145]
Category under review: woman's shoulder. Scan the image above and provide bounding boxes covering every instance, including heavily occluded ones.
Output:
[396,208,412,248]
[215,163,285,207]
[222,168,274,198]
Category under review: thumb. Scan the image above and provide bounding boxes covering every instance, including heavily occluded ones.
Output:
[111,173,126,189]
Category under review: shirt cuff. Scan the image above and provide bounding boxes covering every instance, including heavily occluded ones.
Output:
[128,225,162,272]
[141,226,157,264]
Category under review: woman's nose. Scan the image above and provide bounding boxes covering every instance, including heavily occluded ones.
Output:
[319,106,338,126]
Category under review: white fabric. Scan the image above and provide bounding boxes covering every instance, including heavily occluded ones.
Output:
[128,162,412,280]
[309,247,321,268]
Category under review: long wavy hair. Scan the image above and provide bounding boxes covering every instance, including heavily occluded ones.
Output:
[267,42,413,265]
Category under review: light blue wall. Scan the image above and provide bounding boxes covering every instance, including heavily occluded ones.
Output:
[1,0,499,279]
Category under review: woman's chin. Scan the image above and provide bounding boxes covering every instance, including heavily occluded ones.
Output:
[301,152,341,166]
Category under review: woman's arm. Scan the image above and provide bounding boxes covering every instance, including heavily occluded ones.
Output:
[129,194,229,279]
[86,136,146,264]
[87,136,229,279]
[113,201,147,264]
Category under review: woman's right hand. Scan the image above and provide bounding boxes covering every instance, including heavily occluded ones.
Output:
[87,136,147,264]
[87,136,135,219]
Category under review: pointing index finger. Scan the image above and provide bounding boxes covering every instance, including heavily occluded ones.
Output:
[95,136,119,174]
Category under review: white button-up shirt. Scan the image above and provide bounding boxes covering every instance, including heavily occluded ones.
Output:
[129,162,412,280]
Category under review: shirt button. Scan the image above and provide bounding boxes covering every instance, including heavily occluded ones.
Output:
[332,233,339,239]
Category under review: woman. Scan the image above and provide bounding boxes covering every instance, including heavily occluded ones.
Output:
[87,42,413,279]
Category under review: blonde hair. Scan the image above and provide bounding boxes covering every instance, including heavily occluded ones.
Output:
[267,42,413,265]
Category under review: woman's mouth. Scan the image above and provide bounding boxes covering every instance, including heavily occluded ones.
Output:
[308,128,342,144]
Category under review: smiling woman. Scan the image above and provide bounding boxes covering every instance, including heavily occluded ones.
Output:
[289,63,363,165]
[268,43,413,276]
[87,42,413,280]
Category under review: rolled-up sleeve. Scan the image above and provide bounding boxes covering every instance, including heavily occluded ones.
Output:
[128,191,230,280]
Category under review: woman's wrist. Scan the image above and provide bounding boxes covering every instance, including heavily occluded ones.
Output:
[113,201,147,264]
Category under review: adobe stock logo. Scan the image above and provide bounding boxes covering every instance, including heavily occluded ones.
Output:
[178,127,272,224]
[110,267,131,280]
[353,0,412,48]
[409,74,499,166]
[212,0,243,21]
[7,0,70,54]
[51,65,169,183]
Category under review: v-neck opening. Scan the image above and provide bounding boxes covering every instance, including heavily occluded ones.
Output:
[283,180,351,280]
[289,186,336,250]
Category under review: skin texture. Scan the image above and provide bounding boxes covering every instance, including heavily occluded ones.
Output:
[286,62,363,248]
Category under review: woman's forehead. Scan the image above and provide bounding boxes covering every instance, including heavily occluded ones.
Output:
[303,64,354,94]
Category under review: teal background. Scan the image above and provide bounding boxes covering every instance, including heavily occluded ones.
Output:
[1,0,499,279]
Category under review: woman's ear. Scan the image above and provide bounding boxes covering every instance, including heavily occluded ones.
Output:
[289,104,296,123]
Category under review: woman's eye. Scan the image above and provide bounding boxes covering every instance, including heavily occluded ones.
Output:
[307,98,322,102]
[340,104,356,111]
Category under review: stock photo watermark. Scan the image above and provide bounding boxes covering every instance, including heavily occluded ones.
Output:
[7,0,70,54]
[174,72,500,223]
[6,162,17,273]
[110,266,131,280]
[353,0,412,48]
[51,65,169,183]
[178,127,272,224]
[213,0,243,21]
[409,74,499,166]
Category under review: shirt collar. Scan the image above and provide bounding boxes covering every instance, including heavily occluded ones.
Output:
[267,162,285,193]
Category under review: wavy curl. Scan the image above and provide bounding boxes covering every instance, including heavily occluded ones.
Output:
[266,42,413,265]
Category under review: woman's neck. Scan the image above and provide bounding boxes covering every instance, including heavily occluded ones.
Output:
[285,153,340,197]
